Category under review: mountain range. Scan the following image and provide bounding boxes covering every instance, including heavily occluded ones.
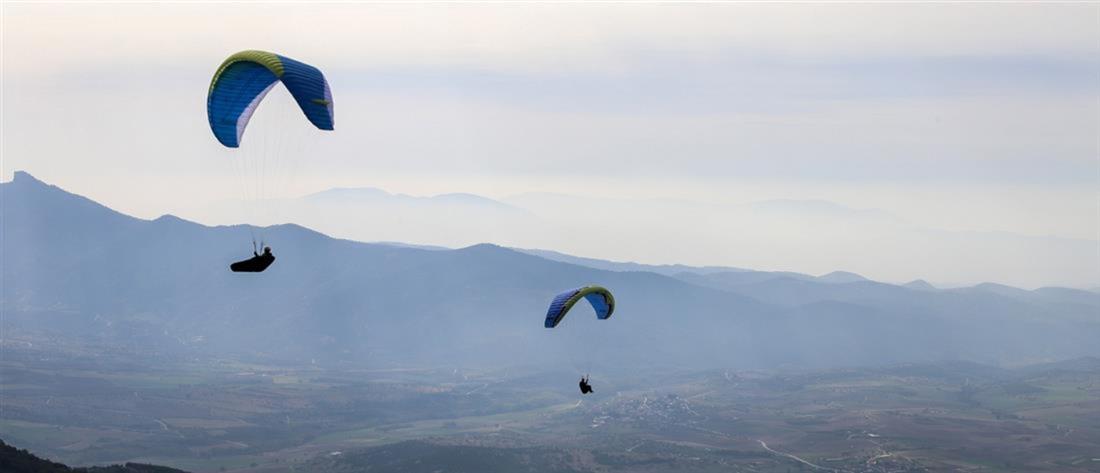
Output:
[4,170,1099,372]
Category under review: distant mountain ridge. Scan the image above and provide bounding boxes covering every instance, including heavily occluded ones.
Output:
[817,271,869,283]
[904,279,937,291]
[511,247,753,277]
[4,171,1099,370]
[180,180,1095,290]
[304,186,525,212]
[511,248,876,286]
[747,198,894,220]
[184,182,537,249]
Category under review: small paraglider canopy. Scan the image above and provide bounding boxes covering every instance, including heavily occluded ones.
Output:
[544,286,615,328]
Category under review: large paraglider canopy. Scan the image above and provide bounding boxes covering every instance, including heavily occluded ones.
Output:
[207,50,334,148]
[544,286,615,328]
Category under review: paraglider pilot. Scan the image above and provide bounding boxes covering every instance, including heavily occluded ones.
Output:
[579,375,594,394]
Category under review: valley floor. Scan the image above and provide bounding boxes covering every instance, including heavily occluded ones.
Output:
[2,338,1099,472]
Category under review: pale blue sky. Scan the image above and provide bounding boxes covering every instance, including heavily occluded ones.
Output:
[2,3,1097,287]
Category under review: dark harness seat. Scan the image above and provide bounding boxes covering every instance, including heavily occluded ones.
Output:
[230,253,275,273]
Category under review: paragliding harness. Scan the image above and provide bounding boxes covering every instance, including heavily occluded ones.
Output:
[579,375,594,395]
[230,242,275,273]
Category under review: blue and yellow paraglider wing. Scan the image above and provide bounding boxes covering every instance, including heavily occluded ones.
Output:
[207,50,334,148]
[544,286,615,328]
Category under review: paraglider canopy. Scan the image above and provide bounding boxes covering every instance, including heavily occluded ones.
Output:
[207,50,334,148]
[544,286,615,328]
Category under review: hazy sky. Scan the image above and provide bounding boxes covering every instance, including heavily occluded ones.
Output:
[2,3,1097,288]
